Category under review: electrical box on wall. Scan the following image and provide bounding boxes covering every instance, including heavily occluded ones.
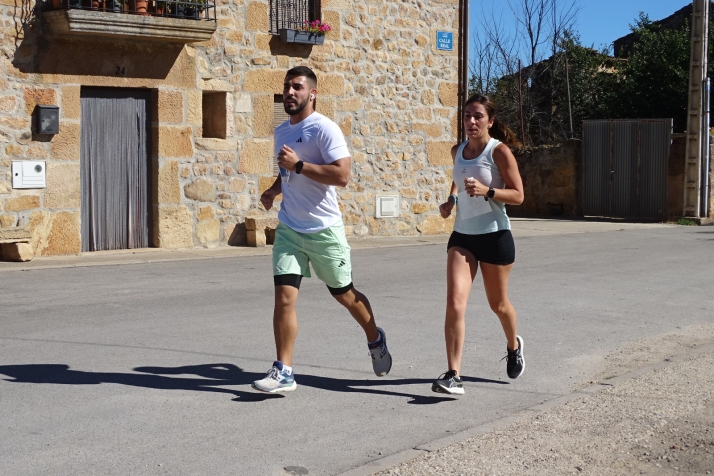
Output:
[12,161,46,189]
[376,195,400,218]
[35,105,60,135]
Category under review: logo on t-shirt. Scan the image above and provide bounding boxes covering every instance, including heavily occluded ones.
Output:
[296,137,303,143]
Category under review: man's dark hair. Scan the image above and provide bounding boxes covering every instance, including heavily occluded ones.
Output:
[286,66,317,88]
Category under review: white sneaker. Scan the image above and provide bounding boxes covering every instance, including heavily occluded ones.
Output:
[368,327,392,377]
[251,361,297,393]
[432,370,464,395]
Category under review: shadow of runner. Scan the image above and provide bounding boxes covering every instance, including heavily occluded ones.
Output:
[0,363,280,402]
[0,363,508,404]
[294,374,508,405]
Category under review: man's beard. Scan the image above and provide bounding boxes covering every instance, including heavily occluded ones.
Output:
[284,96,309,116]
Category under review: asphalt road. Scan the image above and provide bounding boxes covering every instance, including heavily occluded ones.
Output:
[1,224,712,475]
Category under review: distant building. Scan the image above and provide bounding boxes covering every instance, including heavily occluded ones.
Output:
[613,1,712,58]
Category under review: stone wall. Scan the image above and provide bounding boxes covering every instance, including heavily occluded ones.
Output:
[508,139,581,217]
[0,0,461,255]
[507,135,714,221]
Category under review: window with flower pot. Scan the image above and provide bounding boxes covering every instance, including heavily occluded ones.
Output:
[269,0,320,34]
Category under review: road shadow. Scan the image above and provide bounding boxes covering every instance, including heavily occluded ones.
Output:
[0,363,279,402]
[0,363,507,404]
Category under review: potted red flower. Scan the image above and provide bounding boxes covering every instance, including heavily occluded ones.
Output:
[279,19,331,45]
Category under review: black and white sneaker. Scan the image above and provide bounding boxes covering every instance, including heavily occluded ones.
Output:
[431,370,464,395]
[368,327,392,376]
[505,335,525,379]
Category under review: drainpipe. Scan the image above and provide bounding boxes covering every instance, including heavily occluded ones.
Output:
[457,0,469,144]
[463,0,469,102]
[703,77,711,217]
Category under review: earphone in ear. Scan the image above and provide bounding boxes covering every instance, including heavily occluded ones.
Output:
[310,94,315,100]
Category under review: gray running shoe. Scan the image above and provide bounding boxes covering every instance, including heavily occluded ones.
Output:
[368,327,392,376]
[505,335,525,379]
[432,370,464,395]
[251,361,297,393]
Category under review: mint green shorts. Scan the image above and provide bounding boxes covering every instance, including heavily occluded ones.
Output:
[272,222,353,289]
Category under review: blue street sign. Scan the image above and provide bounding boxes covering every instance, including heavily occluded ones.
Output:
[436,31,453,51]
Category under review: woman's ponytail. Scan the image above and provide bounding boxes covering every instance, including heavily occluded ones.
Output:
[490,118,522,149]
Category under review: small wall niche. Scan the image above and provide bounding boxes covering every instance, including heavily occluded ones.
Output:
[202,92,227,139]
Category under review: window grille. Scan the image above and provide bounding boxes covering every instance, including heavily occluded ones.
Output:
[269,0,319,34]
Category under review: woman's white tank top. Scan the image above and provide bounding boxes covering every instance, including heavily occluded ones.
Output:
[452,138,511,235]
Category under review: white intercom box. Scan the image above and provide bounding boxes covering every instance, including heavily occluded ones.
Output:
[12,161,46,189]
[376,195,400,218]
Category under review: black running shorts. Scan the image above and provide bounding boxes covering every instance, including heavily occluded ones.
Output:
[447,230,515,265]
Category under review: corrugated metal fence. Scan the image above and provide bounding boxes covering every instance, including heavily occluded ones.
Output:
[582,119,672,220]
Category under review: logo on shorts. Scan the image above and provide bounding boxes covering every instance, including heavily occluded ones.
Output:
[337,260,346,267]
[296,137,303,143]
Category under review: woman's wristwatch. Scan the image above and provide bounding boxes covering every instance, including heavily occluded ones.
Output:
[449,194,458,204]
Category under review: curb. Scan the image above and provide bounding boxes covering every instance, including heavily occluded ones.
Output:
[336,341,714,476]
[0,237,447,273]
[1,219,671,273]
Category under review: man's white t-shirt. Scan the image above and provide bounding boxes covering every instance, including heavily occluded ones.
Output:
[274,112,350,233]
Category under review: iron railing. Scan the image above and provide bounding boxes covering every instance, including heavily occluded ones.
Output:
[51,0,217,21]
[269,0,317,33]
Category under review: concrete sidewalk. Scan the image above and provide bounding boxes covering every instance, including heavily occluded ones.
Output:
[0,218,672,272]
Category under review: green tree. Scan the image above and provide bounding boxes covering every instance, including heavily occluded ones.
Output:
[550,32,616,140]
[469,9,710,144]
[610,13,691,132]
[482,31,614,144]
[467,0,579,146]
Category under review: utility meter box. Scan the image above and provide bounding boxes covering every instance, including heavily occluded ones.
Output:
[35,105,60,135]
[376,195,400,218]
[12,161,46,189]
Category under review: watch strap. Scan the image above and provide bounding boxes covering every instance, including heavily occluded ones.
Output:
[295,160,304,174]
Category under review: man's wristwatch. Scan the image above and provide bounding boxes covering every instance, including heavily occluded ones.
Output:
[449,194,458,204]
[295,160,304,174]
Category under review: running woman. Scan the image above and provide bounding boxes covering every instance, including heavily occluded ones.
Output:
[252,66,392,393]
[432,94,525,396]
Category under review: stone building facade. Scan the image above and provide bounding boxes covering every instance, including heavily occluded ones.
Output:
[0,0,461,257]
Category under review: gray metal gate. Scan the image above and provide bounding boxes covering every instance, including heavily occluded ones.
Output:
[582,119,672,220]
[80,88,151,252]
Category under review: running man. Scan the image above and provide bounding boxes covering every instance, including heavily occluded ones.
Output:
[252,66,392,393]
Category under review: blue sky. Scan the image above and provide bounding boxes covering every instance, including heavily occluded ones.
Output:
[470,0,692,59]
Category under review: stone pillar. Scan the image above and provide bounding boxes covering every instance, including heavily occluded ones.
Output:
[245,216,279,247]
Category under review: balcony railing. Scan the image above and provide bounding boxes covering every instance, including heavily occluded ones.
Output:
[49,0,217,21]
